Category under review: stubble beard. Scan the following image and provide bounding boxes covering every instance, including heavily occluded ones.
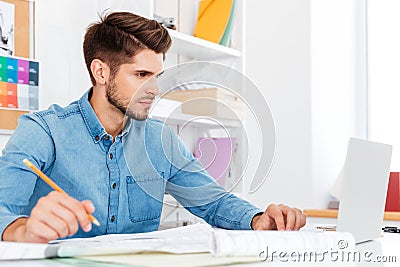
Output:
[106,78,149,121]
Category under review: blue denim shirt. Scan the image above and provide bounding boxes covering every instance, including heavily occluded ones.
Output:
[0,89,263,239]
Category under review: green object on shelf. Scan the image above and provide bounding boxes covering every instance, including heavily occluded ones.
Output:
[220,0,237,47]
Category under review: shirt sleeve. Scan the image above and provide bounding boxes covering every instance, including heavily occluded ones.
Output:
[164,127,264,230]
[0,113,55,239]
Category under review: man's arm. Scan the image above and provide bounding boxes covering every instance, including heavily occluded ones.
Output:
[2,217,28,241]
[162,127,305,230]
[0,114,94,242]
[164,127,306,230]
[0,114,53,240]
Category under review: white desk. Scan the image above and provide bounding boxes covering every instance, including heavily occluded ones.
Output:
[2,232,400,267]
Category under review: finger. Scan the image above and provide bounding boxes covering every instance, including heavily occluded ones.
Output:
[301,214,307,228]
[34,194,80,236]
[32,204,70,238]
[50,206,79,236]
[26,219,59,243]
[61,197,92,232]
[48,192,92,232]
[267,204,285,230]
[293,209,305,230]
[282,206,296,231]
[44,213,70,238]
[81,200,95,214]
[299,212,307,230]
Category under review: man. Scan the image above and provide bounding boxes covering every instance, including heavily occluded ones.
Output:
[0,12,306,243]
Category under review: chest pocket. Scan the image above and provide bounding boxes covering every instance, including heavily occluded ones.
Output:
[126,172,165,222]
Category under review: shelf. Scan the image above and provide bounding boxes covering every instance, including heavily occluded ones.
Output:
[149,98,242,128]
[0,129,13,135]
[150,112,241,128]
[304,209,400,221]
[167,29,241,61]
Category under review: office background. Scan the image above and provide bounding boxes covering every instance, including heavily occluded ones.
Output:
[0,0,396,213]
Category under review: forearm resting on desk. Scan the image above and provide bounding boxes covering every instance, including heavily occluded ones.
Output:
[2,217,28,242]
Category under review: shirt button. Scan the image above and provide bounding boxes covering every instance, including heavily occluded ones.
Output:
[104,136,109,141]
[95,135,99,141]
[111,215,115,222]
[112,183,116,189]
[110,153,113,159]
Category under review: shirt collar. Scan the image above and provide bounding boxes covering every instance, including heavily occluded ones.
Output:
[78,88,107,143]
[121,118,132,137]
[78,88,134,143]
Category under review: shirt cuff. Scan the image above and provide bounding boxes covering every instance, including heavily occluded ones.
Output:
[0,215,28,241]
[240,208,264,230]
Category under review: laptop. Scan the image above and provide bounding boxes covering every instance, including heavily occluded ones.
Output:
[317,138,393,243]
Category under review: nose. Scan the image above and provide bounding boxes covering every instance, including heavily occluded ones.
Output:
[145,76,159,96]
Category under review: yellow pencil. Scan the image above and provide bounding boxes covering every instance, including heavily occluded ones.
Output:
[23,159,100,227]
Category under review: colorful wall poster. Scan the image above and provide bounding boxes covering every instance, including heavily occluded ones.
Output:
[0,55,39,110]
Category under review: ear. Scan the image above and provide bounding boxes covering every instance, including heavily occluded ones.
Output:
[90,59,110,85]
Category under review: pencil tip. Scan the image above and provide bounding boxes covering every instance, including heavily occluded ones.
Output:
[93,218,100,226]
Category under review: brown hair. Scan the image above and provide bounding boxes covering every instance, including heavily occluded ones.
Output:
[83,12,172,85]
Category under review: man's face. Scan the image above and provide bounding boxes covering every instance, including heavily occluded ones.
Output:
[106,49,164,120]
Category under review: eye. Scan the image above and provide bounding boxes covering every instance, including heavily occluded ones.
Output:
[136,72,148,78]
[156,72,164,78]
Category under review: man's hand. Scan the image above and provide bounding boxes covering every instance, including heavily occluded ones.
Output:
[2,191,95,243]
[251,204,306,231]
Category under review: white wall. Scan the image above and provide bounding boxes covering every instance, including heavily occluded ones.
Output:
[244,0,366,209]
[368,0,400,171]
[35,0,154,110]
[310,0,367,206]
[35,0,95,109]
[244,0,313,208]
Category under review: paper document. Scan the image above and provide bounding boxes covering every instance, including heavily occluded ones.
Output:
[0,242,58,260]
[54,224,211,257]
[0,224,210,260]
[0,223,355,261]
[211,229,355,257]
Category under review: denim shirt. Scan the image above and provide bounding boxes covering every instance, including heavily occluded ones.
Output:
[0,89,263,239]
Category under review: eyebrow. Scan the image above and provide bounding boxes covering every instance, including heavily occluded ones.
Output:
[135,70,164,77]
